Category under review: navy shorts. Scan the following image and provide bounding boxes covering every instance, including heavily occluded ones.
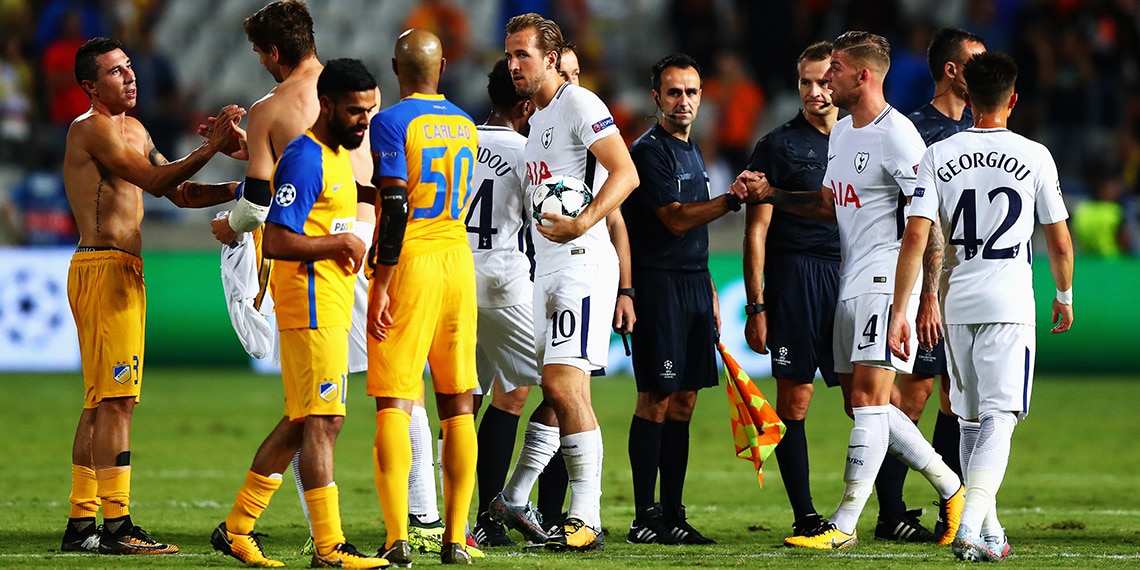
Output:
[911,339,947,377]
[764,253,840,387]
[630,270,719,393]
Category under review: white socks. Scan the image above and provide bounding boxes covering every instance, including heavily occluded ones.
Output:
[960,410,1016,536]
[562,428,604,529]
[408,405,440,523]
[886,404,935,470]
[502,422,561,505]
[959,418,980,475]
[831,406,888,534]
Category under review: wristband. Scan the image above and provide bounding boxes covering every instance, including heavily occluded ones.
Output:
[618,287,636,301]
[724,193,742,212]
[1056,288,1073,305]
[745,302,765,315]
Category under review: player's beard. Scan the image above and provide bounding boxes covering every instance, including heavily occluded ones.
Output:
[331,117,366,150]
[515,68,546,98]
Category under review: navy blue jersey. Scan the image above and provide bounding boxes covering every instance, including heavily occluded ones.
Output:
[747,112,839,259]
[624,124,710,272]
[908,102,973,146]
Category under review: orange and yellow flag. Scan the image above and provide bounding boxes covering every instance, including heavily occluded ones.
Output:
[717,342,784,487]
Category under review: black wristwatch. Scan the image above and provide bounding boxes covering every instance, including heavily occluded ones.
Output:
[724,193,742,212]
[744,302,765,315]
[618,287,636,301]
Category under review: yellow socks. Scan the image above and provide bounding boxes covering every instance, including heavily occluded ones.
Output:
[225,470,283,535]
[305,484,346,555]
[441,414,477,545]
[374,408,412,546]
[69,465,100,519]
[95,466,131,520]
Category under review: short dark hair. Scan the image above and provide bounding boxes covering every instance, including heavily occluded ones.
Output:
[962,51,1017,112]
[651,54,701,92]
[488,58,526,111]
[927,27,985,81]
[797,40,834,66]
[244,0,316,67]
[74,37,122,87]
[560,41,578,56]
[833,30,891,73]
[317,58,376,99]
[506,13,563,66]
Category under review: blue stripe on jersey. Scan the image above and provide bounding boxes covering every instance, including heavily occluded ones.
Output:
[307,262,317,329]
[874,105,893,125]
[895,190,907,240]
[1022,347,1030,414]
[580,295,591,359]
[585,150,598,191]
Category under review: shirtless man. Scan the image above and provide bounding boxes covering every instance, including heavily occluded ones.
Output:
[60,36,240,555]
[185,1,384,562]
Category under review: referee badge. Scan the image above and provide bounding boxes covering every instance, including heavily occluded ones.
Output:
[854,152,869,174]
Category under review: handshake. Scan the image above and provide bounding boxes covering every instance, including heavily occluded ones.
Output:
[728,171,774,204]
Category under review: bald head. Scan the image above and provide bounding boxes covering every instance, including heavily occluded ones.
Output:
[394,28,443,88]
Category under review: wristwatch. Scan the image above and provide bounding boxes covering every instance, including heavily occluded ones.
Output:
[744,302,765,315]
[724,193,742,212]
[618,287,636,301]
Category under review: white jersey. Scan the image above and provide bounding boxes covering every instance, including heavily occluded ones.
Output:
[826,106,926,300]
[469,125,532,308]
[911,128,1068,325]
[524,82,619,275]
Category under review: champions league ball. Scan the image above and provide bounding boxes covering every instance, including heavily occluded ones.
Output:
[532,175,593,227]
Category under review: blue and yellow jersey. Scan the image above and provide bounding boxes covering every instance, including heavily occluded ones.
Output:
[266,131,357,330]
[370,93,478,259]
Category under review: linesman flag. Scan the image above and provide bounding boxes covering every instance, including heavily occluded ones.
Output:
[717,342,784,487]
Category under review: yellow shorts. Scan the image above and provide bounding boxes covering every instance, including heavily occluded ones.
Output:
[367,244,477,400]
[68,249,146,409]
[280,327,349,421]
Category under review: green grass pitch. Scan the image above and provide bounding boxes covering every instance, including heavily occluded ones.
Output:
[1,370,1139,568]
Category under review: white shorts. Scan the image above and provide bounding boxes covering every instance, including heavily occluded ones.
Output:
[533,263,617,373]
[833,293,918,374]
[945,323,1036,420]
[347,221,374,374]
[220,233,278,363]
[474,302,541,396]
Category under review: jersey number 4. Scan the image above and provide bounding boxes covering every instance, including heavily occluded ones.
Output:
[464,178,498,250]
[948,187,1024,261]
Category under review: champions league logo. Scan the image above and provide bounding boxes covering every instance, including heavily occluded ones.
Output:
[0,248,81,372]
[275,183,297,207]
[542,127,554,149]
[0,267,67,350]
[855,152,870,174]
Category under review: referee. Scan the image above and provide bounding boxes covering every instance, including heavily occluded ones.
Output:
[622,53,756,545]
[742,41,841,539]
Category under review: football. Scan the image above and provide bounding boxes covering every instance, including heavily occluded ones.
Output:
[532,175,593,227]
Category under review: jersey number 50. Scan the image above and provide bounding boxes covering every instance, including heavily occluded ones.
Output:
[415,145,476,220]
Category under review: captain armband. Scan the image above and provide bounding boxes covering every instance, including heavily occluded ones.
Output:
[371,185,409,267]
[228,177,272,232]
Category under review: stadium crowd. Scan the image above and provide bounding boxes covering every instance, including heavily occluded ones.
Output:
[0,0,1138,255]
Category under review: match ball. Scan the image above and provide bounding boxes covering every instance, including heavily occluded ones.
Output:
[532,175,593,227]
